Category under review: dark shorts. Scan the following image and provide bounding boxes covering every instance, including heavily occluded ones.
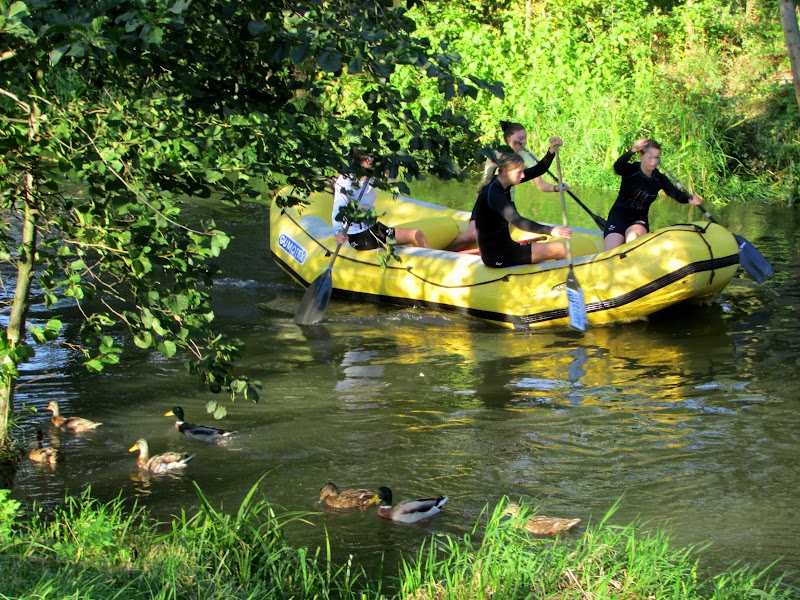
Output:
[479,242,532,268]
[348,222,396,251]
[603,208,649,238]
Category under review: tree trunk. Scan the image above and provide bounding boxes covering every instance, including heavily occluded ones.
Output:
[525,0,532,36]
[0,173,38,447]
[779,0,800,110]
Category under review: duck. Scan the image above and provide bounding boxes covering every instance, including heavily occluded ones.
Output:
[319,482,380,509]
[375,486,448,523]
[164,406,235,442]
[28,429,63,465]
[503,502,581,535]
[129,438,194,473]
[46,400,102,432]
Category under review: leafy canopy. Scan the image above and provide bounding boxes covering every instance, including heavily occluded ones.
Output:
[0,0,497,406]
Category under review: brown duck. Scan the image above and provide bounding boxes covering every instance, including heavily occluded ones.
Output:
[503,502,581,535]
[319,482,380,509]
[129,439,194,474]
[28,429,63,465]
[46,400,102,432]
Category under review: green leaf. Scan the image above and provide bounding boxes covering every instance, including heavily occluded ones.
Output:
[348,55,363,74]
[316,51,342,73]
[8,1,29,18]
[85,359,105,372]
[157,339,177,357]
[210,230,231,256]
[204,170,225,184]
[247,20,267,36]
[133,331,153,348]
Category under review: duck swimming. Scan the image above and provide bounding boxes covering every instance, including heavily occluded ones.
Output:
[28,429,63,465]
[503,502,581,535]
[46,400,102,432]
[319,482,380,509]
[164,406,235,443]
[129,438,194,473]
[376,486,448,523]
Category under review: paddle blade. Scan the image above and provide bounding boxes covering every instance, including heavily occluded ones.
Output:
[566,268,588,333]
[294,269,333,325]
[733,234,775,284]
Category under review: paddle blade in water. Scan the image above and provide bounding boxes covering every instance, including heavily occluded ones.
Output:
[294,269,333,325]
[566,268,587,333]
[734,234,775,284]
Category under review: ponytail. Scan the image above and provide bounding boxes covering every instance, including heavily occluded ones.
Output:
[477,151,524,193]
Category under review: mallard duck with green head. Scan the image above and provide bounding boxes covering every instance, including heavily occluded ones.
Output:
[164,406,235,442]
[319,482,380,509]
[376,487,448,523]
[129,438,194,473]
[46,400,102,432]
[28,429,63,465]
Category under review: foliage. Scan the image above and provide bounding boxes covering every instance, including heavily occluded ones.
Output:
[407,0,800,203]
[0,0,498,438]
[1,0,798,441]
[0,487,796,599]
[0,488,20,546]
[397,498,797,599]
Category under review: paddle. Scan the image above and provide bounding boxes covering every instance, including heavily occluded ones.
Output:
[555,146,588,333]
[294,177,372,325]
[660,166,775,284]
[522,144,608,231]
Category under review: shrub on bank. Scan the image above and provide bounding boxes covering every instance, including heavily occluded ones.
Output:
[0,485,795,599]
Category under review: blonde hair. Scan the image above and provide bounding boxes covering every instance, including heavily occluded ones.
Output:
[477,151,525,193]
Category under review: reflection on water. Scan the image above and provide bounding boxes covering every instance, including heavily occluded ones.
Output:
[6,191,800,582]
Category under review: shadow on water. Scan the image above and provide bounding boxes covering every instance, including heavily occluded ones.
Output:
[7,195,800,583]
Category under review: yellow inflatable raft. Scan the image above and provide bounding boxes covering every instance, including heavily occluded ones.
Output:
[269,189,739,329]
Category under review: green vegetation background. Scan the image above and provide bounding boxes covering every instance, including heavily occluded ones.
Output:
[403,0,799,203]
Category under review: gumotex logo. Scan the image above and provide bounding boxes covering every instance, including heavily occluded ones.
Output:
[278,234,307,264]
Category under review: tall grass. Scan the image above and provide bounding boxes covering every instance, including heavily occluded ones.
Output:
[0,487,796,599]
[405,0,800,205]
[396,498,795,600]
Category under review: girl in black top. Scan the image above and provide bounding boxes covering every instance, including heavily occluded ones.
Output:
[474,138,572,268]
[604,138,702,250]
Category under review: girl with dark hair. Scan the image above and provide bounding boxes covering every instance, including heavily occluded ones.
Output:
[500,121,570,194]
[603,138,701,250]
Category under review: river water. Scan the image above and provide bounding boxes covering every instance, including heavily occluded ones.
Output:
[8,178,800,583]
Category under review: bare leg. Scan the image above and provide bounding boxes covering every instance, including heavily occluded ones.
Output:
[604,232,625,251]
[445,221,476,252]
[624,223,647,243]
[394,227,430,248]
[530,241,567,264]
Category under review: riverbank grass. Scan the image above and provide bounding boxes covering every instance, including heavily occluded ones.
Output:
[0,486,795,599]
